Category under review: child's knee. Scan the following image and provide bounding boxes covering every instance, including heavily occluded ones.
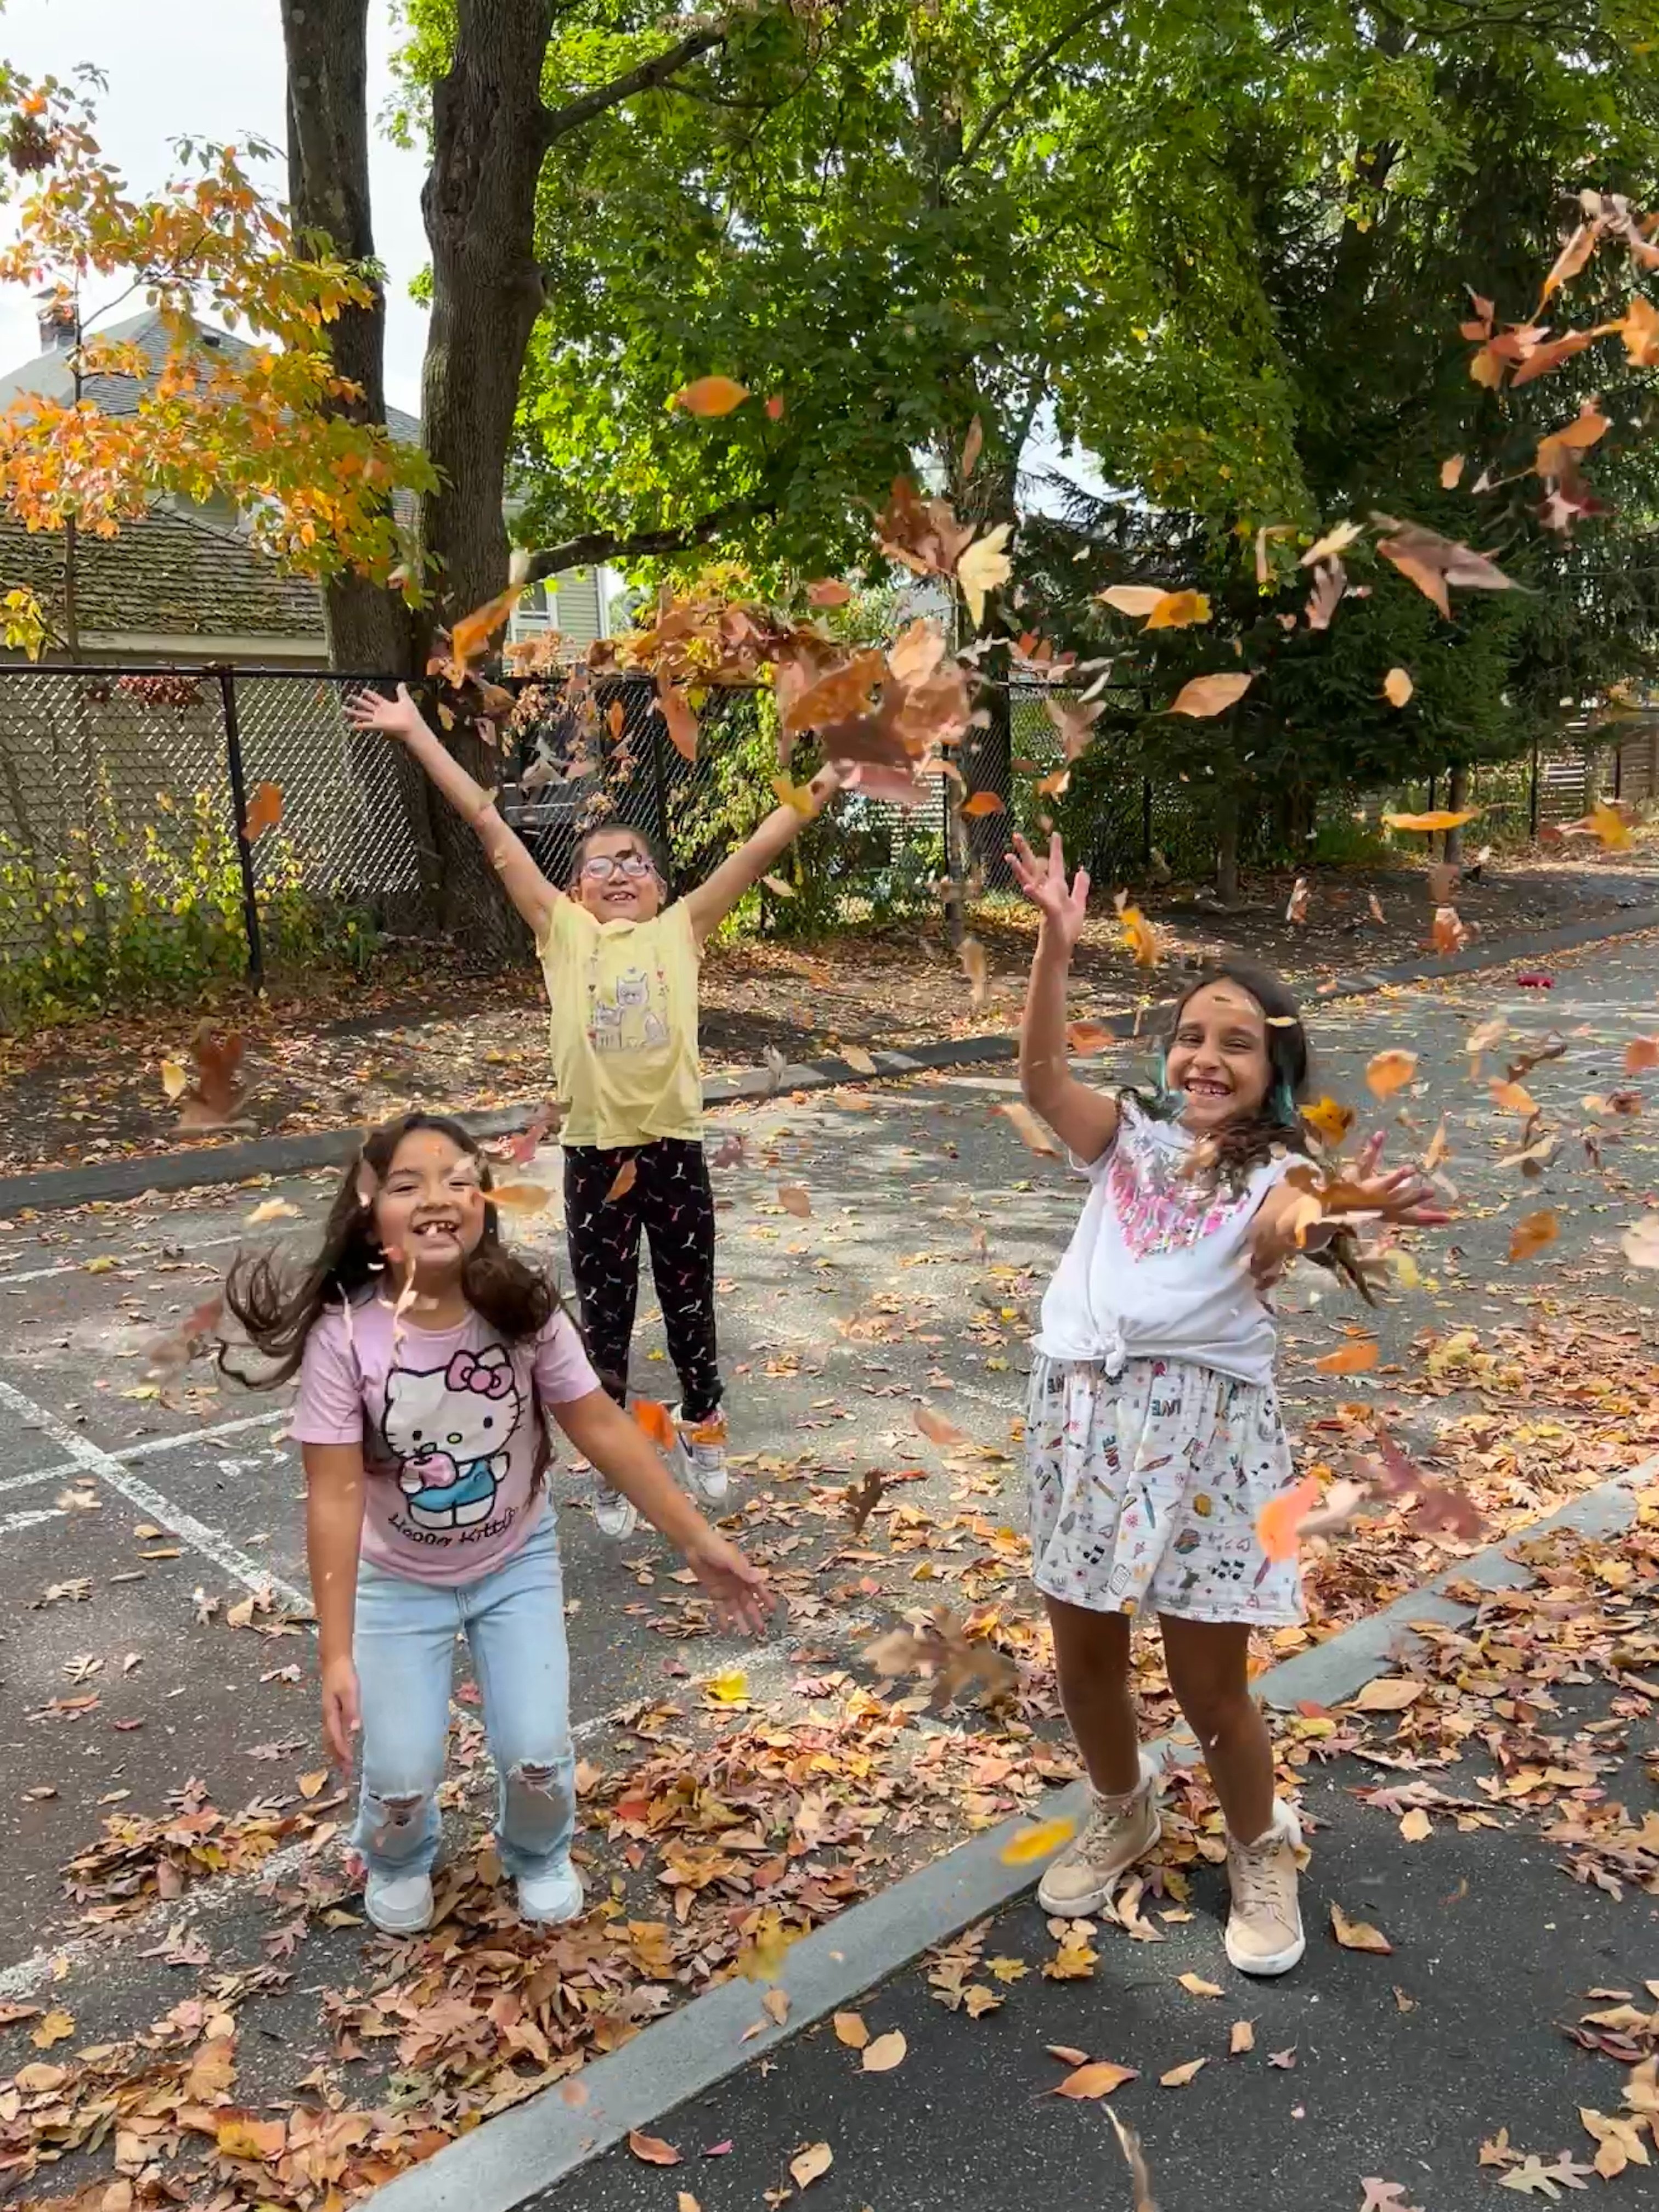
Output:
[1176,1680,1256,1746]
[503,1754,573,1848]
[360,1783,435,1863]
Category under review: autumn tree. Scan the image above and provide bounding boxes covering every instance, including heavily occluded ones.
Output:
[0,61,434,657]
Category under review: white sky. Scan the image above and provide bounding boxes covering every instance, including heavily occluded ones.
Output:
[0,0,429,414]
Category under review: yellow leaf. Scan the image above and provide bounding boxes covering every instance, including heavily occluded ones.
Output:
[1330,1901,1392,1953]
[789,2142,833,2190]
[31,2008,75,2048]
[1096,585,1167,617]
[1168,670,1252,718]
[1177,1973,1223,1999]
[297,1769,329,1799]
[704,1667,749,1705]
[862,2030,906,2073]
[1143,589,1212,630]
[1365,1048,1418,1099]
[160,1057,189,1101]
[246,1198,299,1226]
[82,1255,121,1275]
[1160,2058,1208,2087]
[1300,1096,1354,1144]
[216,2117,287,2162]
[771,774,816,817]
[833,2012,868,2049]
[1384,668,1414,708]
[1000,1816,1077,1865]
[672,375,749,417]
[1489,1080,1537,1115]
[957,524,1013,627]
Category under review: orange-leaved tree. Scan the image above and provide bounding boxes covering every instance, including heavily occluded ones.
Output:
[0,61,435,657]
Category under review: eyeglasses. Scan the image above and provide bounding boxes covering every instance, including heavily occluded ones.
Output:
[579,853,656,882]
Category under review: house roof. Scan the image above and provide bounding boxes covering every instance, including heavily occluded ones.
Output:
[0,307,424,444]
[0,504,323,641]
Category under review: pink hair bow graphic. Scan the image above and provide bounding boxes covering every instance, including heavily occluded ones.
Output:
[444,1348,515,1400]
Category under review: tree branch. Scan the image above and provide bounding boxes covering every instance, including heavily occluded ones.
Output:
[959,0,1118,168]
[541,24,731,149]
[528,495,770,581]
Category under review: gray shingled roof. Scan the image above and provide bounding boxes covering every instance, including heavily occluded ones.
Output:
[0,308,424,443]
[0,505,323,640]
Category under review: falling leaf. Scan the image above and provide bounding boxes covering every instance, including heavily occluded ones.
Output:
[657,678,698,763]
[1620,1215,1659,1267]
[763,873,795,899]
[1168,670,1252,718]
[1256,1476,1322,1562]
[1301,1096,1355,1144]
[862,2030,906,2073]
[1097,585,1167,618]
[1316,1339,1379,1374]
[1383,809,1481,832]
[1330,1902,1392,1954]
[961,790,1006,819]
[1431,906,1469,956]
[489,1182,550,1214]
[778,1184,812,1218]
[771,774,816,817]
[1160,2058,1208,2087]
[1365,1048,1418,1098]
[1441,454,1466,488]
[1384,668,1414,708]
[1001,1100,1061,1155]
[1536,404,1608,481]
[1508,1209,1558,1263]
[961,414,984,480]
[957,524,1013,626]
[840,1043,878,1075]
[806,578,852,607]
[1177,1972,1223,1999]
[1490,1080,1538,1115]
[764,393,785,420]
[31,2009,75,2048]
[1104,2109,1158,2212]
[246,1198,299,1226]
[834,2012,869,2049]
[1143,590,1211,629]
[1118,906,1161,968]
[673,375,749,417]
[1230,2019,1256,2055]
[789,2143,833,2191]
[916,1404,969,1448]
[1054,2061,1138,2099]
[1302,518,1364,565]
[244,781,283,840]
[629,2130,682,2166]
[1000,1816,1077,1866]
[1624,1036,1659,1073]
[160,1057,188,1101]
[631,1397,678,1450]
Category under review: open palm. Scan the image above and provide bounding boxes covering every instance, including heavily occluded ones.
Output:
[344,682,422,743]
[1008,831,1090,949]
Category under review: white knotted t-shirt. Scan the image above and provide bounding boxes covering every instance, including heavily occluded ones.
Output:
[1033,1095,1296,1387]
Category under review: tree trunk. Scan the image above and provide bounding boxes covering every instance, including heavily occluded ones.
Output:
[1443,761,1469,867]
[280,0,415,677]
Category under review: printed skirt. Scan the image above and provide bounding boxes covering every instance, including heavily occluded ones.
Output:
[1026,1353,1305,1627]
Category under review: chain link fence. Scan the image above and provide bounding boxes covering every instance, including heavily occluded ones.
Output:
[0,658,1630,1026]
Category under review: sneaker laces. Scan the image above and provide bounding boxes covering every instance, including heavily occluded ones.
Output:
[1232,1827,1293,1924]
[1077,1784,1144,1858]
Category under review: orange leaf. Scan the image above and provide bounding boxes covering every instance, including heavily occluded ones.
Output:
[1440,454,1465,489]
[672,375,749,417]
[1489,1080,1537,1114]
[628,2130,682,2166]
[1167,671,1252,718]
[915,1404,969,1447]
[450,583,525,666]
[1508,1209,1558,1262]
[1329,1902,1392,1954]
[764,393,786,420]
[1255,1476,1322,1563]
[961,790,1005,818]
[1066,1020,1114,1056]
[244,781,283,839]
[807,578,852,607]
[1383,669,1413,708]
[1365,1048,1418,1099]
[1301,1096,1355,1144]
[1624,1036,1659,1074]
[1143,589,1211,630]
[1096,584,1167,618]
[1054,2061,1138,2100]
[657,679,698,763]
[777,1184,812,1218]
[630,1398,677,1450]
[1382,809,1481,832]
[1316,1340,1379,1374]
[606,1158,638,1203]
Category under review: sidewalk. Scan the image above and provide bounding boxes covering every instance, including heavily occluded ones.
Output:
[369,1468,1659,2212]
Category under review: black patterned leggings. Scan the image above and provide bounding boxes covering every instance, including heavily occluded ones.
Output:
[562,1137,721,1423]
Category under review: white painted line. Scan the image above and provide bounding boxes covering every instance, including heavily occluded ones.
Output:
[0,1378,307,1611]
[0,1411,290,1497]
[0,1228,248,1291]
[0,1504,67,1534]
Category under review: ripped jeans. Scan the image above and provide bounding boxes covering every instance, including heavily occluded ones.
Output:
[351,1515,574,1881]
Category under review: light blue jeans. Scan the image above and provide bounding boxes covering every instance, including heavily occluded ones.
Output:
[351,1514,574,1881]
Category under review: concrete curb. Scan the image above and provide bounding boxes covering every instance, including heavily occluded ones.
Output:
[8,903,1659,1218]
[363,1453,1657,2212]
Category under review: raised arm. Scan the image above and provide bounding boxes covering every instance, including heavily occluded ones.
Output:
[682,760,844,947]
[345,684,560,939]
[1010,831,1119,1165]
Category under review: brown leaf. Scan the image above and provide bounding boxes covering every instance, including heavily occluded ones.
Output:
[777,1184,812,1218]
[1054,2060,1138,2099]
[1001,1099,1061,1155]
[961,414,984,481]
[1330,1901,1393,1954]
[605,1158,638,1204]
[244,782,283,839]
[1350,1675,1423,1712]
[806,578,852,607]
[629,2130,682,2166]
[789,2142,833,2191]
[915,1404,969,1447]
[862,2030,906,2073]
[657,677,698,763]
[1508,1209,1558,1263]
[1168,670,1252,718]
[833,2012,869,2049]
[1160,2058,1208,2087]
[1177,1972,1223,1999]
[1230,2018,1256,2055]
[1539,218,1602,304]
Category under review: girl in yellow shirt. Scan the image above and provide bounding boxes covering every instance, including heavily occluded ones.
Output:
[346,684,844,1536]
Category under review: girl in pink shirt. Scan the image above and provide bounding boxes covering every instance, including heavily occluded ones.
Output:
[224,1111,766,1937]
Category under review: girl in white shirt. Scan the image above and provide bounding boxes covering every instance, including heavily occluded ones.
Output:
[1009,831,1445,1975]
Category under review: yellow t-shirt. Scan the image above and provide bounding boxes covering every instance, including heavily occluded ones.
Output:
[537,898,703,1148]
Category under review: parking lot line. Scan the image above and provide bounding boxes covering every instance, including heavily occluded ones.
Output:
[0,1227,250,1291]
[0,1411,287,1498]
[0,1377,307,1609]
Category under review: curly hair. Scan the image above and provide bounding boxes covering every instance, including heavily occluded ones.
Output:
[1131,960,1374,1302]
[220,1111,567,1390]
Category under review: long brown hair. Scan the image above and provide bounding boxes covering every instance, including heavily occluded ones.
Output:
[220,1112,566,1388]
[1137,961,1374,1301]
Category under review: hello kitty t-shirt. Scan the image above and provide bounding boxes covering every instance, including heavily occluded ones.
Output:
[290,1297,600,1584]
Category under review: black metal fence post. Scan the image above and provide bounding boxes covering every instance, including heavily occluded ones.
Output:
[1528,737,1541,840]
[216,664,265,990]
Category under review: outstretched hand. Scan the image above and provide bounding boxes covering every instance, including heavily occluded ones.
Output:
[1342,1131,1453,1229]
[1007,831,1090,949]
[684,1530,773,1636]
[345,681,424,744]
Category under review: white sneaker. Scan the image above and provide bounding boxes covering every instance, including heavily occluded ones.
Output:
[591,1478,639,1541]
[364,1869,434,1935]
[1036,1753,1161,1916]
[673,1405,729,1503]
[517,1860,585,1926]
[1224,1800,1305,1976]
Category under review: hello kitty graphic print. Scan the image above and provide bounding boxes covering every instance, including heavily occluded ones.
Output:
[291,1299,600,1585]
[1033,1094,1297,1387]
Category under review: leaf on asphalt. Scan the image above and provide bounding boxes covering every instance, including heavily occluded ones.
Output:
[833,2012,868,2048]
[862,2030,906,2073]
[1167,670,1252,718]
[628,2130,682,2166]
[1579,2108,1650,2179]
[1499,2153,1595,2198]
[1000,1815,1077,1865]
[915,1404,969,1448]
[1230,2019,1256,2055]
[1001,1100,1061,1155]
[778,1184,812,1218]
[1330,1901,1392,1954]
[1358,2183,1423,2212]
[1399,1807,1433,1843]
[678,2196,702,2212]
[1350,1675,1423,1712]
[842,1044,878,1075]
[1508,1209,1559,1262]
[1383,668,1414,708]
[789,2142,833,2190]
[30,2008,75,2048]
[1177,1972,1223,1999]
[1316,1339,1379,1374]
[1160,2058,1207,2087]
[1365,1048,1418,1098]
[1055,2060,1138,2099]
[216,2115,287,2160]
[704,1666,749,1705]
[673,375,749,417]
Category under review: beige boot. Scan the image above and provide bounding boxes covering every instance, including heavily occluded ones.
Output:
[1224,1800,1305,1975]
[1036,1754,1161,1916]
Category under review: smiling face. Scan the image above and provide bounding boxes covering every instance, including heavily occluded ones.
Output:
[571,826,663,924]
[1165,981,1274,1133]
[372,1126,488,1280]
